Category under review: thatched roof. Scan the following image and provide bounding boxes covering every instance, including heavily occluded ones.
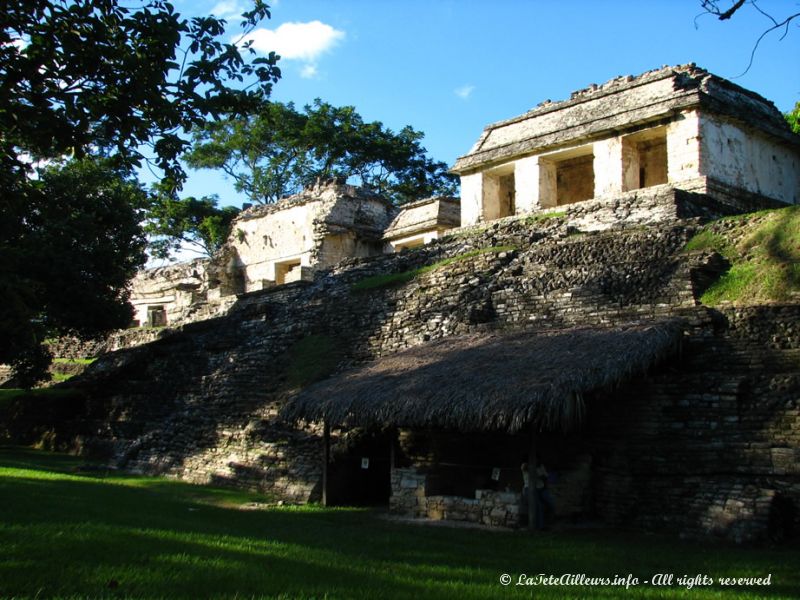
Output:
[282,320,684,433]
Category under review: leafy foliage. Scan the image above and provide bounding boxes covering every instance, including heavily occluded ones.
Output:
[145,195,240,258]
[1,0,280,385]
[0,159,148,386]
[786,101,800,135]
[185,99,458,205]
[1,0,279,186]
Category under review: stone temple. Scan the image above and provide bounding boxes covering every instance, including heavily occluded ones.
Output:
[5,65,800,543]
[453,63,798,222]
[129,65,799,327]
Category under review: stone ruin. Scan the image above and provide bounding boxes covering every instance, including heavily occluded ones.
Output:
[129,183,461,329]
[453,63,799,224]
[128,64,800,331]
[382,196,460,251]
[4,65,800,543]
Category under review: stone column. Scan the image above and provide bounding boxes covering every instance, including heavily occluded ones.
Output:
[514,156,539,214]
[459,172,483,226]
[538,159,557,209]
[667,110,702,183]
[593,138,624,198]
[621,137,640,191]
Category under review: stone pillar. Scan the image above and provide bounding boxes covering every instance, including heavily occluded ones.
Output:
[459,172,483,226]
[514,156,539,214]
[539,159,557,209]
[593,138,624,198]
[621,137,640,191]
[667,110,702,183]
[482,174,502,221]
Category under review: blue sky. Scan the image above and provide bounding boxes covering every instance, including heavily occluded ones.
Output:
[172,0,800,208]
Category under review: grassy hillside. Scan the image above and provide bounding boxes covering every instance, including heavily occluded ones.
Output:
[1,446,798,599]
[685,206,800,306]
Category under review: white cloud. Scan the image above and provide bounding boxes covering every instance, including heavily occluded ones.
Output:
[210,0,244,21]
[239,20,345,61]
[455,85,475,100]
[300,64,318,79]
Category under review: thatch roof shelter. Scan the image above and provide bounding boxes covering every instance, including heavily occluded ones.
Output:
[283,320,684,433]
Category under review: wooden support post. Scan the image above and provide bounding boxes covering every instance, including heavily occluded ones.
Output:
[389,429,396,504]
[322,420,330,507]
[389,429,396,469]
[527,427,538,532]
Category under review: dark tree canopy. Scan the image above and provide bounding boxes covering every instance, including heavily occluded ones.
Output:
[1,159,149,386]
[145,195,241,259]
[1,0,280,384]
[1,0,279,186]
[184,99,458,205]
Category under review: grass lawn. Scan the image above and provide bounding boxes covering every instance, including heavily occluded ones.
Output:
[0,447,797,599]
[685,206,800,306]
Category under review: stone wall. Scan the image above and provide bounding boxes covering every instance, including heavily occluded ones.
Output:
[698,114,800,205]
[6,188,798,542]
[221,181,395,291]
[390,468,521,528]
[589,305,800,542]
[130,259,209,327]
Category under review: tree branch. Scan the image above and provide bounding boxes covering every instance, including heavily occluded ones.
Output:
[699,1,800,76]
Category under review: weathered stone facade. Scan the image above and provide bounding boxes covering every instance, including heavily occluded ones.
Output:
[127,184,459,331]
[383,196,460,251]
[220,181,396,293]
[129,258,212,327]
[453,64,800,226]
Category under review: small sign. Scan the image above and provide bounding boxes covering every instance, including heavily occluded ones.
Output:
[491,467,501,481]
[361,457,370,469]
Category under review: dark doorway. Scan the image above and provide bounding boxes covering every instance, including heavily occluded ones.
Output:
[327,428,392,506]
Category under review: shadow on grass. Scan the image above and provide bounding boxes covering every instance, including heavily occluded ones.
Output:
[1,447,799,599]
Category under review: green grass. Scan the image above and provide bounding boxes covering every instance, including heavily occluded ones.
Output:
[682,229,730,254]
[53,357,97,365]
[685,206,800,306]
[524,210,566,224]
[0,446,797,599]
[352,246,516,292]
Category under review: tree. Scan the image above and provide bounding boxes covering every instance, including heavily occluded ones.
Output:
[184,101,310,204]
[184,99,458,205]
[0,159,149,386]
[1,0,280,384]
[1,0,279,186]
[145,195,241,259]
